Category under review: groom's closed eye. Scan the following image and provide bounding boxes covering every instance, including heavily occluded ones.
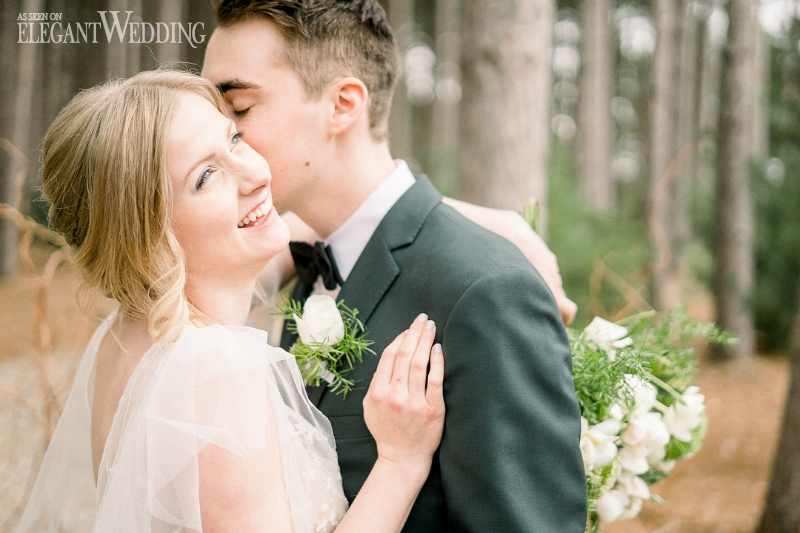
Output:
[215,79,258,118]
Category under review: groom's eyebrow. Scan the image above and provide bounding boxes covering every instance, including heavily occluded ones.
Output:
[216,79,257,94]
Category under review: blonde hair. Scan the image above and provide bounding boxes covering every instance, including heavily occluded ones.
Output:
[41,70,229,342]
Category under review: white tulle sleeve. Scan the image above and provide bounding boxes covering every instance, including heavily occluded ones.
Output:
[19,319,347,533]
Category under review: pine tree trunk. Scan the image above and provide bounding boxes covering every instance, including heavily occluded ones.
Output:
[0,0,18,274]
[713,0,755,359]
[156,1,183,62]
[106,0,130,77]
[428,0,461,189]
[1,0,44,277]
[673,0,704,249]
[577,0,614,213]
[649,0,679,309]
[459,0,554,235]
[387,0,414,162]
[757,279,800,532]
[698,1,724,138]
[749,8,769,160]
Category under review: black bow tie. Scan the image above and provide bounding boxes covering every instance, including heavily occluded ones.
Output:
[289,241,343,291]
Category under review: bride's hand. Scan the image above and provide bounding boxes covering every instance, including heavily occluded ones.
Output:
[363,314,445,479]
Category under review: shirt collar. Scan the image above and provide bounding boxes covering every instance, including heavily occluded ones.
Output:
[325,160,415,282]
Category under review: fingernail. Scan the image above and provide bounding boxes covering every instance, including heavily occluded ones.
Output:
[432,343,442,353]
[416,313,428,323]
[425,320,435,330]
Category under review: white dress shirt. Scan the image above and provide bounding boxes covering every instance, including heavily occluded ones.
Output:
[311,160,415,297]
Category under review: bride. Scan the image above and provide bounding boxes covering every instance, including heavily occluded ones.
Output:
[18,69,445,532]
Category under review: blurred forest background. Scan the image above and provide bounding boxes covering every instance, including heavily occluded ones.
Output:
[1,0,800,531]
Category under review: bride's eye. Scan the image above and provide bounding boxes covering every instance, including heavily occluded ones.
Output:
[195,168,214,191]
[231,131,244,149]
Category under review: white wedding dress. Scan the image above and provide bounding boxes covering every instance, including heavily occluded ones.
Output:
[18,313,349,532]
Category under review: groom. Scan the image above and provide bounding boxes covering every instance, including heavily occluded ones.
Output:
[202,1,587,530]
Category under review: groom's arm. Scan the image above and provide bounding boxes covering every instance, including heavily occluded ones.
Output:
[442,197,577,325]
[439,266,587,532]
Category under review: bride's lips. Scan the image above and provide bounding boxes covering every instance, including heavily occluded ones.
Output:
[237,198,276,229]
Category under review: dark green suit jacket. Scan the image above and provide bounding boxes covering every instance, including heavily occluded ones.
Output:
[282,176,587,531]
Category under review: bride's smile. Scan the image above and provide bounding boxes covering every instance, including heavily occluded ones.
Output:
[238,197,276,228]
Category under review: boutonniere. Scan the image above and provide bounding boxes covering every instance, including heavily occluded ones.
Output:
[277,295,374,397]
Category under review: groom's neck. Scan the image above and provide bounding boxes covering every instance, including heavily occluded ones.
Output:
[298,141,396,239]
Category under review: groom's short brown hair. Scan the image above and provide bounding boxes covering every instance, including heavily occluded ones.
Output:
[216,0,399,140]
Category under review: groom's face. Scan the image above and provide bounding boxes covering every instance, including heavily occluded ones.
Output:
[202,19,328,214]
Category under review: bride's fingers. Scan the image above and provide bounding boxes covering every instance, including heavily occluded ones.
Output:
[408,320,436,397]
[425,344,444,409]
[391,314,427,390]
[373,331,405,386]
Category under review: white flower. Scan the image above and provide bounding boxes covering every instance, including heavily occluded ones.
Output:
[622,374,658,414]
[663,386,706,442]
[293,295,345,347]
[596,475,649,523]
[583,317,634,359]
[580,417,621,474]
[618,446,650,475]
[651,458,676,473]
[608,402,625,421]
[619,410,670,473]
[617,472,650,501]
[596,489,629,522]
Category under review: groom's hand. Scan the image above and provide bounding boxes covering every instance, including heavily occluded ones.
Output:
[442,197,577,324]
[509,221,577,325]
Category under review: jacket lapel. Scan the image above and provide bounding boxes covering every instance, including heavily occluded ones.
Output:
[307,175,442,407]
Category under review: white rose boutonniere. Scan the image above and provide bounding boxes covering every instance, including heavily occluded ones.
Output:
[293,295,346,346]
[277,295,374,397]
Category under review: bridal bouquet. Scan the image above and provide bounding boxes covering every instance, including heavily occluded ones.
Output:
[573,305,735,531]
[277,295,374,397]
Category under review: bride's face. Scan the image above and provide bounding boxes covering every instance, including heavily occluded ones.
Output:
[166,92,289,284]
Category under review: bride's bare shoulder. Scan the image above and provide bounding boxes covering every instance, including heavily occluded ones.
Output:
[91,315,152,478]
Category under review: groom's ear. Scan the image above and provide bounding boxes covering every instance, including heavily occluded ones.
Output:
[327,77,368,136]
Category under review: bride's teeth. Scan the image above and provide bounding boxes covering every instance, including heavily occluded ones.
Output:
[238,200,272,228]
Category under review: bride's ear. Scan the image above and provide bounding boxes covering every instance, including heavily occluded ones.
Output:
[327,77,368,136]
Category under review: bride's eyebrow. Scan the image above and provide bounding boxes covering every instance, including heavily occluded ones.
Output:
[183,120,236,183]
